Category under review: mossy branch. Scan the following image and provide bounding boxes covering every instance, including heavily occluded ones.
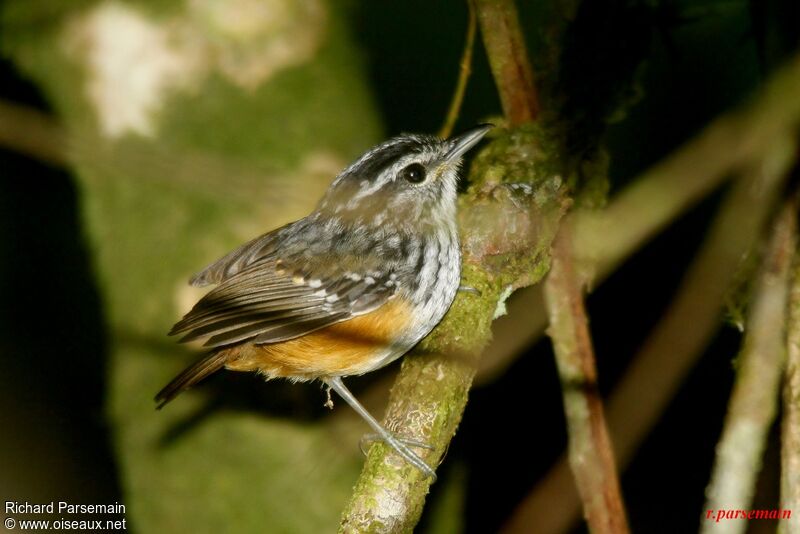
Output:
[339,1,552,530]
[266,51,800,531]
[339,126,567,532]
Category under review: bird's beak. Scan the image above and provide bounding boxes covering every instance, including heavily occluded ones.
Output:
[444,124,493,162]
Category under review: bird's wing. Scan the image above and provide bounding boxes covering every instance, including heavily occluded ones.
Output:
[170,244,398,349]
[188,225,288,287]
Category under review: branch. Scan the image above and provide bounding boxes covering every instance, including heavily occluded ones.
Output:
[478,52,800,382]
[544,224,629,533]
[0,99,67,165]
[339,0,555,529]
[702,186,798,533]
[475,0,540,125]
[438,0,478,139]
[339,21,800,534]
[339,128,567,532]
[504,108,797,534]
[781,201,800,532]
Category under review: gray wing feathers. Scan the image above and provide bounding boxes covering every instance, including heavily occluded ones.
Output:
[189,231,280,287]
[171,254,396,349]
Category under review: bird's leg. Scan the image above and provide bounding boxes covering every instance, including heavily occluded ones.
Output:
[359,434,434,455]
[323,376,437,481]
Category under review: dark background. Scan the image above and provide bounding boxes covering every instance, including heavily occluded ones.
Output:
[1,0,798,532]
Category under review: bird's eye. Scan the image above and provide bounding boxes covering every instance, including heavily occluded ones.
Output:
[398,163,426,184]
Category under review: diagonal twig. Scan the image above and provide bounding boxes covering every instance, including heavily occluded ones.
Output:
[780,192,800,534]
[504,109,797,534]
[438,0,478,139]
[474,0,539,125]
[702,181,798,534]
[544,222,630,533]
[478,54,800,385]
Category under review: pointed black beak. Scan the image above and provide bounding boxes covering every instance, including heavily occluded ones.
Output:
[444,124,493,162]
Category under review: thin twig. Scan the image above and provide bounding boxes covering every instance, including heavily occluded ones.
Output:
[543,223,629,534]
[0,99,67,165]
[781,197,800,534]
[504,128,796,534]
[474,0,539,125]
[702,187,798,534]
[438,0,478,139]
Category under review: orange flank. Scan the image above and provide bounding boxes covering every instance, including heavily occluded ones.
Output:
[224,297,414,379]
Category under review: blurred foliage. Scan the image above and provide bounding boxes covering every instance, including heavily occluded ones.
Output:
[2,0,386,531]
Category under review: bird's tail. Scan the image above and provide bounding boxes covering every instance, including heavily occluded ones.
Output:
[155,351,228,409]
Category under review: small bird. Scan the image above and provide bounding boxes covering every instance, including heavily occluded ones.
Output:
[156,124,492,478]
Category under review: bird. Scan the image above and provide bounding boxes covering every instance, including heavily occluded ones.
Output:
[155,124,492,479]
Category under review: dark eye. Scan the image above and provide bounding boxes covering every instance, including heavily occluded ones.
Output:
[398,163,426,183]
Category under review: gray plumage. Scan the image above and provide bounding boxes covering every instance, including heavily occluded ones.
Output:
[169,131,479,352]
[156,125,492,479]
[159,125,491,408]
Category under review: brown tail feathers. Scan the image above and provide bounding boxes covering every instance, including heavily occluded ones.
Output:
[155,351,228,409]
